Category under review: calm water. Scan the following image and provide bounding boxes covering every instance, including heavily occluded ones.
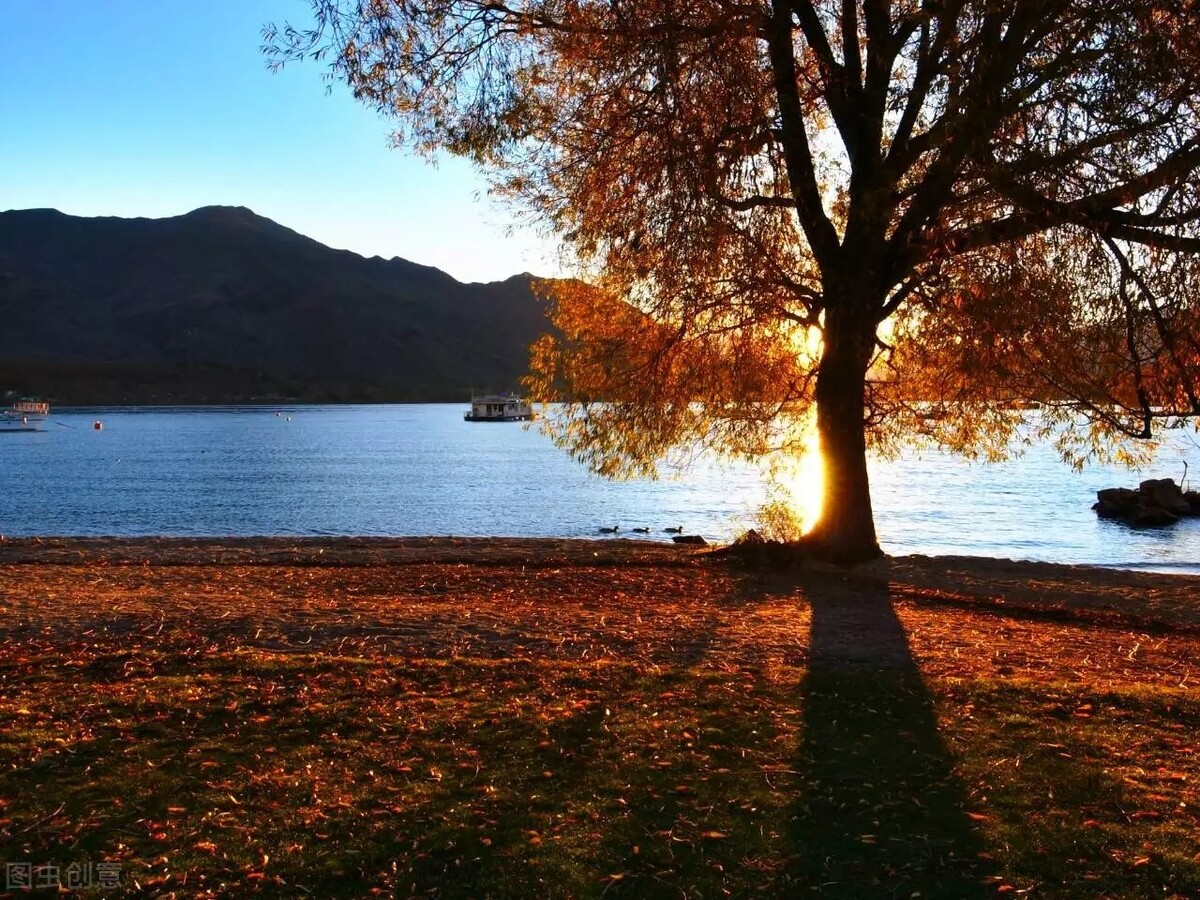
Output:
[3,405,1199,573]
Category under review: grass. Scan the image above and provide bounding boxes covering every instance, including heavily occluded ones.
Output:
[0,543,1198,897]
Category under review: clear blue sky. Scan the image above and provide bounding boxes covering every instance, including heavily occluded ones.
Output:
[0,0,557,283]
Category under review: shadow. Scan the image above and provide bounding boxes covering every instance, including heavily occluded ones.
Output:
[787,574,995,897]
[8,566,1200,896]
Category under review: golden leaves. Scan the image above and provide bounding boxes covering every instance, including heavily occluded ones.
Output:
[527,274,816,479]
[278,0,1200,533]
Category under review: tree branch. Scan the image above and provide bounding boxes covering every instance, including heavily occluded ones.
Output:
[709,192,798,211]
[766,0,842,269]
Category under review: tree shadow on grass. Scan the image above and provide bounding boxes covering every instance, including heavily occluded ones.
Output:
[0,571,1015,898]
[787,574,995,897]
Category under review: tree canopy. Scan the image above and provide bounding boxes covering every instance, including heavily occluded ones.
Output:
[268,0,1200,559]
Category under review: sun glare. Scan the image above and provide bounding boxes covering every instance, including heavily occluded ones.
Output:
[789,323,825,366]
[768,415,824,535]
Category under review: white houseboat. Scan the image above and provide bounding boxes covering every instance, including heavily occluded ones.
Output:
[463,393,534,422]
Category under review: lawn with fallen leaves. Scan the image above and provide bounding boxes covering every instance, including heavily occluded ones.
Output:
[0,538,1197,898]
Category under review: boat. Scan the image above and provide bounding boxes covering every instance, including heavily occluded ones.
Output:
[463,392,534,422]
[0,398,50,432]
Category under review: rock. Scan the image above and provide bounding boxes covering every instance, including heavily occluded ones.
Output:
[1130,505,1180,528]
[1097,487,1137,505]
[672,535,708,546]
[1095,488,1138,519]
[1095,480,1194,527]
[1138,478,1193,516]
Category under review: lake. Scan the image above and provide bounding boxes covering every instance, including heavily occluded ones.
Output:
[2,405,1199,573]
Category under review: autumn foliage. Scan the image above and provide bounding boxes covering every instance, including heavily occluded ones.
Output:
[269,2,1200,557]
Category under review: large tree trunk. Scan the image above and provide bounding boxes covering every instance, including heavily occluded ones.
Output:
[804,296,882,562]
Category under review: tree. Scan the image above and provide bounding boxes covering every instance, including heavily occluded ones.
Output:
[268,1,1200,560]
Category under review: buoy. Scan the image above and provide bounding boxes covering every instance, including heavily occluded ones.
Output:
[93,420,103,431]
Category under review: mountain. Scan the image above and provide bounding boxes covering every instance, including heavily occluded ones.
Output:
[0,206,553,403]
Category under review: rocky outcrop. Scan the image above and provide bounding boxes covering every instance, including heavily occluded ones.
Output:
[1094,478,1200,528]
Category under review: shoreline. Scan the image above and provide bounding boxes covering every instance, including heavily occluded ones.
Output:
[17,406,1200,576]
[3,535,1198,630]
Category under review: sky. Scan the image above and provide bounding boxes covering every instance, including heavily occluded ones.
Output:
[0,0,559,283]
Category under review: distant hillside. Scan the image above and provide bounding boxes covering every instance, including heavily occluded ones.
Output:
[0,206,553,403]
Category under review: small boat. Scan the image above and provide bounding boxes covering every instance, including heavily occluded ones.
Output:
[0,398,49,432]
[463,393,534,422]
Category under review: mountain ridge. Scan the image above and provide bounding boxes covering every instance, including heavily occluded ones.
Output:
[0,206,553,403]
